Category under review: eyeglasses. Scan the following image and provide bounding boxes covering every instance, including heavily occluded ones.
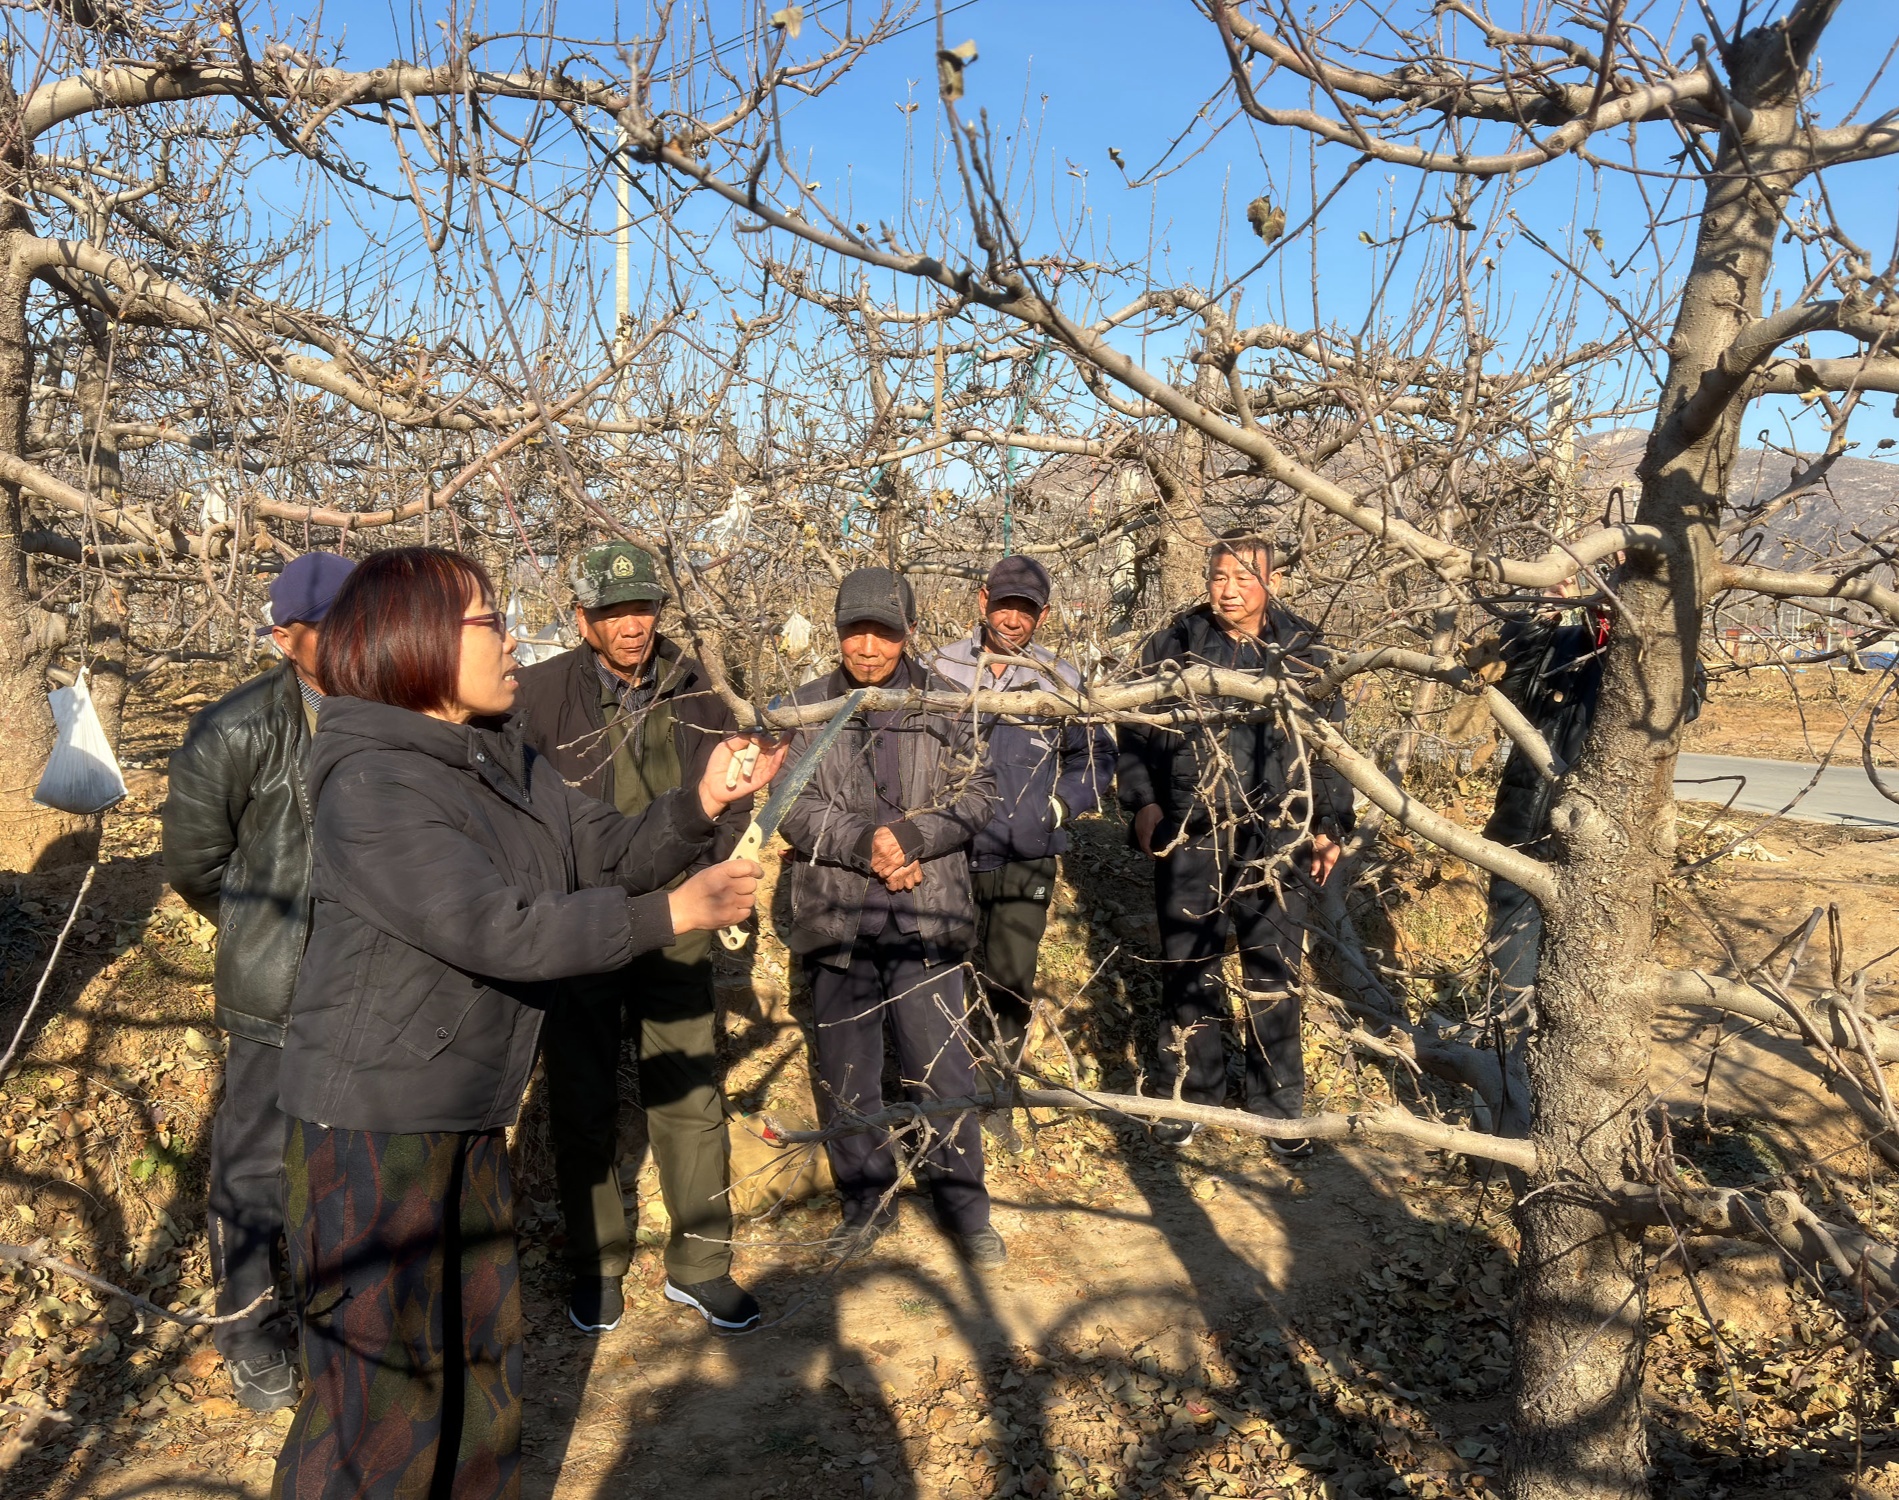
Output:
[462,611,507,635]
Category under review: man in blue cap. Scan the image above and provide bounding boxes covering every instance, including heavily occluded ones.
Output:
[163,550,355,1410]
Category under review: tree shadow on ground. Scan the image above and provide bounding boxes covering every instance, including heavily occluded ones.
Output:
[487,808,1515,1500]
[0,850,247,1500]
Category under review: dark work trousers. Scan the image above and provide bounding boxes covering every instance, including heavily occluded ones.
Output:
[805,935,991,1235]
[207,1033,296,1364]
[275,1121,522,1500]
[969,857,1058,1061]
[1486,876,1542,1008]
[1153,831,1308,1120]
[541,940,732,1287]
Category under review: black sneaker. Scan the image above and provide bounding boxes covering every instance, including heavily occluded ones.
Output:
[664,1275,762,1334]
[826,1210,898,1254]
[953,1227,1008,1268]
[1149,1119,1198,1148]
[567,1276,624,1335]
[228,1350,298,1413]
[1269,1137,1314,1161]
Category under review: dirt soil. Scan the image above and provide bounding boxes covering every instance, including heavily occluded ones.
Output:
[1685,665,1899,767]
[6,681,1899,1500]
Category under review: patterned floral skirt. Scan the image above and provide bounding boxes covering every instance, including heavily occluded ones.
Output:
[273,1120,523,1500]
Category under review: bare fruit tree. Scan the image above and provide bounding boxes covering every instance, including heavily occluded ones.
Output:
[0,1,920,869]
[585,3,1899,1496]
[4,3,1899,1497]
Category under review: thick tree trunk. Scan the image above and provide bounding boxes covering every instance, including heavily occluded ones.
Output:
[0,72,87,871]
[75,348,128,752]
[0,286,79,868]
[87,580,128,755]
[1506,20,1825,1498]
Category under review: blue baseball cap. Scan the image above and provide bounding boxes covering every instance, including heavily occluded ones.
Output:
[259,553,356,634]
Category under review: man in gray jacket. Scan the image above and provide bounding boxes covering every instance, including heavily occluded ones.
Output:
[777,567,1004,1264]
[162,552,353,1410]
[929,556,1113,1067]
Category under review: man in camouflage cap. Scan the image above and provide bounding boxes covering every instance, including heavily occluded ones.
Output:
[569,539,668,610]
[511,541,762,1335]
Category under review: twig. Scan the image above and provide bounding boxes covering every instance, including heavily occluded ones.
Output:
[0,865,95,1081]
[0,1241,273,1329]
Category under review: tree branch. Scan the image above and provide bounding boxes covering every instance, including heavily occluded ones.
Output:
[1715,561,1899,628]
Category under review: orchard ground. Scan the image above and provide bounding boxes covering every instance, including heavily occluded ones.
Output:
[1,667,1897,1499]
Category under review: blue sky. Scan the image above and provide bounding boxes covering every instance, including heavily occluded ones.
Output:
[141,2,1899,465]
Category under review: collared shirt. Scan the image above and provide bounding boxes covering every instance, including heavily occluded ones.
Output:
[594,651,657,717]
[593,649,680,818]
[595,650,656,766]
[297,675,324,735]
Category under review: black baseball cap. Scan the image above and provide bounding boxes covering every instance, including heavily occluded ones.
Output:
[834,566,916,634]
[983,555,1051,611]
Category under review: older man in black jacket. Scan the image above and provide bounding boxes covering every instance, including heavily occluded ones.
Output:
[778,567,1003,1265]
[1118,532,1354,1152]
[162,551,353,1410]
[510,542,758,1336]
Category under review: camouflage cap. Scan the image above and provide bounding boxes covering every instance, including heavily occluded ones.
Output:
[570,542,667,610]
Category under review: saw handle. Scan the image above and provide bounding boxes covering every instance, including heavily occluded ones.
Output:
[717,821,767,951]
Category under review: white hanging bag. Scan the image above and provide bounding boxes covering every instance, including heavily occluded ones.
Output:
[779,610,813,656]
[34,669,127,814]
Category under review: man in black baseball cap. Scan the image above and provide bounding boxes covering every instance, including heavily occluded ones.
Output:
[775,566,1007,1266]
[163,549,355,1411]
[929,557,1113,1110]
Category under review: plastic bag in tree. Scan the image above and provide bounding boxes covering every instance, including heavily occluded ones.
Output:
[779,611,813,656]
[34,670,127,814]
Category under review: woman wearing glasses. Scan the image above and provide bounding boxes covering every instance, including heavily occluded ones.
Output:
[272,547,782,1500]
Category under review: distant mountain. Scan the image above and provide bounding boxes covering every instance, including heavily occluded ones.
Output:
[1579,427,1899,566]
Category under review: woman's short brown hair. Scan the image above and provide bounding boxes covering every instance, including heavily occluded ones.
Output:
[317,547,494,713]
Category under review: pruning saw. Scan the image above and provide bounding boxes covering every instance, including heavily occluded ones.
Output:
[718,686,870,951]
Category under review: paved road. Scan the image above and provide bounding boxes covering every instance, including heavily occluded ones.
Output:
[1675,752,1899,827]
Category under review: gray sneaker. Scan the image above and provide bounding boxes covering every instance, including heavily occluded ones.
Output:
[953,1227,1008,1269]
[228,1350,298,1413]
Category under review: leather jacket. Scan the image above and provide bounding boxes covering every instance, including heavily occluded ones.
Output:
[162,662,314,1047]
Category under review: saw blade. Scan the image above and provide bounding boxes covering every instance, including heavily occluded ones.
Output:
[752,685,871,844]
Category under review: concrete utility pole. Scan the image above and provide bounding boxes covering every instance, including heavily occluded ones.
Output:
[613,143,630,350]
[608,61,637,464]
